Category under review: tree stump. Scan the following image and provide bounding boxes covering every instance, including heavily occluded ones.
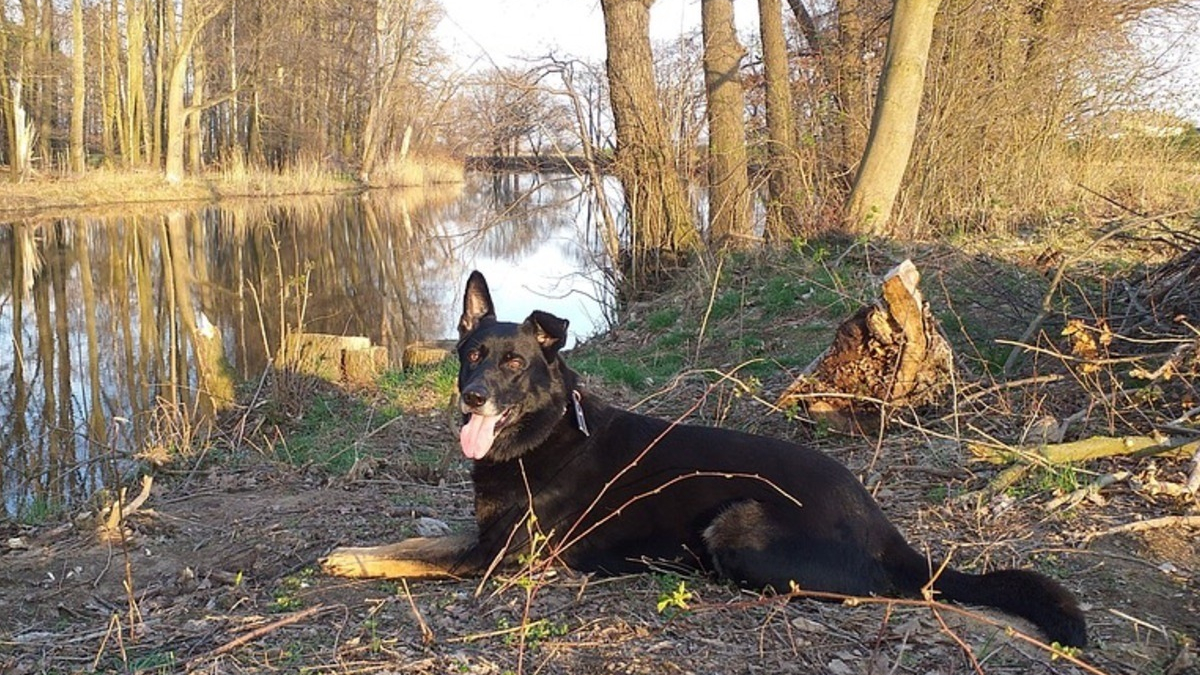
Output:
[278,333,388,385]
[777,259,953,434]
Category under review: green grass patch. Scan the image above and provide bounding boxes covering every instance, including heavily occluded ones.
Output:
[709,290,744,321]
[571,351,685,390]
[270,567,316,612]
[274,393,370,473]
[378,358,458,411]
[646,307,681,331]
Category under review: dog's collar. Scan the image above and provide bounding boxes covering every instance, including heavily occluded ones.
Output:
[569,389,589,437]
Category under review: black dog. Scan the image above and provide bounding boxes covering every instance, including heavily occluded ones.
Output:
[322,271,1087,648]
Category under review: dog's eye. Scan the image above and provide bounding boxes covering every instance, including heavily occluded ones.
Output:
[466,349,482,364]
[504,356,525,372]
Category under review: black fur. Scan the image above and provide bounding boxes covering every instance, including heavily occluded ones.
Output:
[449,271,1087,647]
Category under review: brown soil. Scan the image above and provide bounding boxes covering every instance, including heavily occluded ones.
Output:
[3,242,1199,675]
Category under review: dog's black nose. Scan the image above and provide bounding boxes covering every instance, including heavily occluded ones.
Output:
[461,387,487,409]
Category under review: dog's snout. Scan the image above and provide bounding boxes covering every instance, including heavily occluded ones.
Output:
[461,386,487,409]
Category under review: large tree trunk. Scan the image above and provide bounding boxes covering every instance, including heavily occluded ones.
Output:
[165,0,222,183]
[778,260,953,434]
[102,0,123,164]
[835,0,868,175]
[843,0,942,234]
[187,41,206,174]
[701,0,752,249]
[125,0,148,166]
[758,0,807,240]
[601,0,699,281]
[70,0,86,173]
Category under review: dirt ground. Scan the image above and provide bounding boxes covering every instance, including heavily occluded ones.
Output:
[3,242,1200,674]
[2,384,1197,675]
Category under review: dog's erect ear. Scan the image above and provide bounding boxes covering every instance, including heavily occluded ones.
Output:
[459,271,496,337]
[522,310,569,356]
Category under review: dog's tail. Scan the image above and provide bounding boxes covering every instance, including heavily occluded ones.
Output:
[885,537,1087,648]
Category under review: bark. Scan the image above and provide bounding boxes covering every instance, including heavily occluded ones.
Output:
[126,0,148,165]
[701,0,753,249]
[844,0,942,234]
[759,0,808,239]
[70,0,86,173]
[835,0,868,173]
[103,0,123,163]
[164,0,223,183]
[777,260,953,434]
[187,41,207,173]
[601,0,699,280]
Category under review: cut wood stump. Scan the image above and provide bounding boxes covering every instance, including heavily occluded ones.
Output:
[777,259,953,434]
[278,332,388,385]
[402,340,456,370]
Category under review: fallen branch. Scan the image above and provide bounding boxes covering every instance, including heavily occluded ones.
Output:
[1044,472,1130,511]
[185,605,329,667]
[969,436,1199,466]
[1085,515,1200,542]
[98,475,154,541]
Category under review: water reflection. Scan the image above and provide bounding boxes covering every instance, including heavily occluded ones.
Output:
[0,173,615,519]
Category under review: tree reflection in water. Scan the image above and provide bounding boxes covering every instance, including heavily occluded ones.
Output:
[0,173,616,519]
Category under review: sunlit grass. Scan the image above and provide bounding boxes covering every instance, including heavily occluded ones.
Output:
[0,153,464,214]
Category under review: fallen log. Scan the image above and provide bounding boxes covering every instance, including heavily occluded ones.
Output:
[968,436,1200,465]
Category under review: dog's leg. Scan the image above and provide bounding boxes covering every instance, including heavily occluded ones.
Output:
[702,500,883,595]
[321,533,478,579]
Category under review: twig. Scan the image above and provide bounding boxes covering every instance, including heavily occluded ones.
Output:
[1085,515,1200,542]
[694,255,726,364]
[694,587,1106,674]
[1001,219,1132,376]
[185,604,329,666]
[401,579,435,645]
[1043,471,1130,511]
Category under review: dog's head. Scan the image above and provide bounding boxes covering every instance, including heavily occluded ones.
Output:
[455,271,573,462]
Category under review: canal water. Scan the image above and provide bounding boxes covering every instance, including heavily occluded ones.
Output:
[0,172,618,519]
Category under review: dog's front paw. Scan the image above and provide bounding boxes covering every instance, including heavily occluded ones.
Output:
[320,546,376,578]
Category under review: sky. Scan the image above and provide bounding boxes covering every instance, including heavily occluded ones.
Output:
[436,0,1200,125]
[437,0,759,71]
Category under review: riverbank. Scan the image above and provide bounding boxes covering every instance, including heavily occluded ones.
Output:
[2,228,1198,674]
[0,155,464,216]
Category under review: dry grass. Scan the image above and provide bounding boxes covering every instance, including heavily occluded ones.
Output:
[0,154,464,216]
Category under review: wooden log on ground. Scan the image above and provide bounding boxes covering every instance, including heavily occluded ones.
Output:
[968,436,1200,465]
[277,332,388,384]
[777,259,953,434]
[402,340,456,370]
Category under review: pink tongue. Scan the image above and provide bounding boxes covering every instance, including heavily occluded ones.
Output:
[460,413,502,460]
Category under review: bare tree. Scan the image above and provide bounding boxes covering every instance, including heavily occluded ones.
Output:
[69,0,85,173]
[164,0,225,183]
[843,0,941,233]
[701,0,753,248]
[601,0,699,278]
[758,0,807,239]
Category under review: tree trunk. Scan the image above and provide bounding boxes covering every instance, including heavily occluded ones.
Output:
[70,0,86,173]
[601,0,699,281]
[126,0,148,165]
[844,0,942,234]
[164,0,222,183]
[152,0,167,167]
[701,0,752,249]
[103,0,124,164]
[777,259,953,434]
[835,0,868,174]
[188,41,207,173]
[759,0,808,240]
